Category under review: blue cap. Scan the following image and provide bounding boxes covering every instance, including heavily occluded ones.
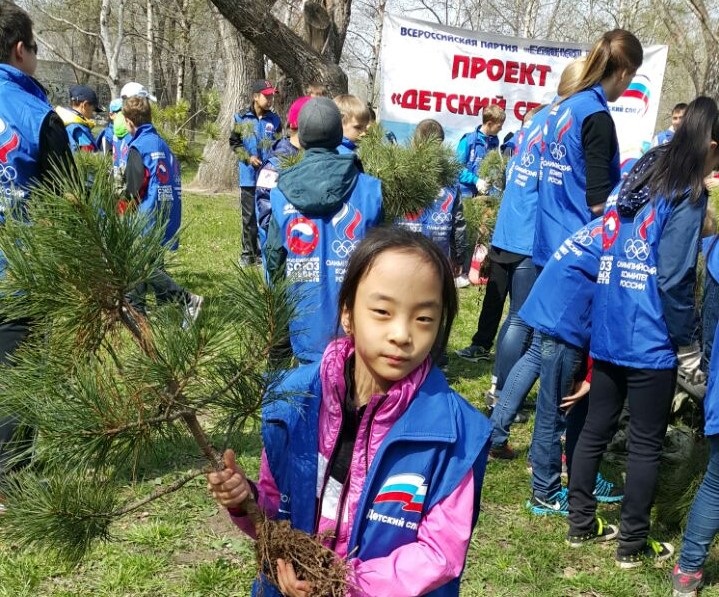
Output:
[69,84,104,112]
[109,98,123,113]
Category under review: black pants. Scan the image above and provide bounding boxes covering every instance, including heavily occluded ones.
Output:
[568,361,675,554]
[240,186,259,263]
[0,318,33,485]
[471,256,511,349]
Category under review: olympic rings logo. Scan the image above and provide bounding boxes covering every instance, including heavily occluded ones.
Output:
[332,239,358,258]
[0,163,18,184]
[571,229,594,247]
[520,152,534,167]
[431,212,452,224]
[624,238,650,261]
[550,142,567,161]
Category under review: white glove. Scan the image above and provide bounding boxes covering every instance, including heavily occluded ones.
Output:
[476,178,491,195]
[677,343,707,385]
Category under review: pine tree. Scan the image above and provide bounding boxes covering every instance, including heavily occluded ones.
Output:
[0,156,294,564]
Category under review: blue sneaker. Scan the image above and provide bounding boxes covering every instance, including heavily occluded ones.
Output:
[527,487,569,516]
[593,473,623,503]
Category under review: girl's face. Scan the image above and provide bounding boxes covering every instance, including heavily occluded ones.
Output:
[704,140,719,176]
[605,68,637,103]
[341,249,442,394]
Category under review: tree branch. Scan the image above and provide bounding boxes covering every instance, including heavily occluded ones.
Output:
[113,469,205,516]
[34,5,100,38]
[36,34,111,85]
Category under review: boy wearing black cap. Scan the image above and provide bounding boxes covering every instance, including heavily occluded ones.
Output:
[56,83,103,152]
[264,97,383,363]
[230,79,282,266]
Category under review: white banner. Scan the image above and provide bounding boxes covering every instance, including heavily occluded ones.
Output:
[379,14,668,159]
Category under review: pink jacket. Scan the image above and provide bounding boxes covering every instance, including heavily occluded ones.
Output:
[231,337,476,596]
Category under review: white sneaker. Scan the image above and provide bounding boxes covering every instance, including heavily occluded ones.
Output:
[454,274,471,289]
[185,294,204,325]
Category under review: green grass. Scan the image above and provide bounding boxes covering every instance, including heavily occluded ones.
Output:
[1,191,718,595]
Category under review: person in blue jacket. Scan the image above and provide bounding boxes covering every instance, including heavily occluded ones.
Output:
[533,29,643,269]
[97,97,122,155]
[568,96,719,568]
[456,104,505,198]
[55,84,103,152]
[255,95,310,255]
[230,79,282,266]
[208,226,491,597]
[0,1,74,502]
[652,102,687,147]
[333,94,370,155]
[263,97,383,363]
[122,95,203,320]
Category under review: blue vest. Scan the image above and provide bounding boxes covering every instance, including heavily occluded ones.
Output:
[520,217,603,350]
[590,190,703,369]
[113,134,130,170]
[269,175,382,362]
[97,123,113,153]
[128,123,182,250]
[492,106,551,256]
[234,109,281,187]
[337,137,357,154]
[534,85,619,267]
[0,65,53,281]
[655,129,674,146]
[396,186,459,258]
[704,320,719,435]
[458,129,499,197]
[65,120,97,153]
[253,364,491,597]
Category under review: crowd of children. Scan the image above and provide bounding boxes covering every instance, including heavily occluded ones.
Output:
[6,1,719,593]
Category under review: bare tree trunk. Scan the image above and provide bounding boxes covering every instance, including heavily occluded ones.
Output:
[99,0,124,96]
[366,0,386,105]
[176,0,191,104]
[190,18,263,192]
[147,0,156,96]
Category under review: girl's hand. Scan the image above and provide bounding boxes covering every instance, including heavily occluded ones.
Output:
[560,380,590,413]
[206,449,251,510]
[276,559,312,597]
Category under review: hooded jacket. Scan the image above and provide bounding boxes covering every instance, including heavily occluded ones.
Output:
[230,336,491,596]
[590,151,705,369]
[264,148,383,362]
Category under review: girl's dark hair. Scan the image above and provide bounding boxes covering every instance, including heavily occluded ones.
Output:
[0,1,33,63]
[634,96,719,203]
[564,29,643,97]
[337,227,458,361]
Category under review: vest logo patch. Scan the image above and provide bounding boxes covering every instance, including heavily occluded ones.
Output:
[374,473,427,513]
[287,216,319,255]
[156,159,170,185]
[331,203,363,258]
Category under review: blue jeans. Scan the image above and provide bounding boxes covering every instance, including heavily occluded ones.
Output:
[490,330,541,447]
[702,274,719,371]
[530,335,583,498]
[679,435,719,572]
[493,258,537,390]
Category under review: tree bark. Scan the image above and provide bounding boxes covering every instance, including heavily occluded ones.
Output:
[147,0,156,98]
[208,0,348,95]
[190,18,263,193]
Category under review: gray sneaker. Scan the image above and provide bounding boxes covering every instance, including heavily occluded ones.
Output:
[455,345,492,362]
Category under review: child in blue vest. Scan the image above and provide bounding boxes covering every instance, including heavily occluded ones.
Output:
[55,84,102,152]
[334,94,370,154]
[263,97,383,363]
[568,96,719,569]
[456,104,505,198]
[122,96,203,320]
[97,98,122,154]
[533,29,643,270]
[208,226,491,597]
[230,79,282,266]
[255,95,310,254]
[652,102,687,147]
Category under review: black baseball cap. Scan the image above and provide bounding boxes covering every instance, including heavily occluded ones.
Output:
[251,79,277,95]
[69,84,104,112]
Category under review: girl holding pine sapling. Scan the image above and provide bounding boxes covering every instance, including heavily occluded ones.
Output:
[207,227,491,597]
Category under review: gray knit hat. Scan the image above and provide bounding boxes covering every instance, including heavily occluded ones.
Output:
[298,97,343,150]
